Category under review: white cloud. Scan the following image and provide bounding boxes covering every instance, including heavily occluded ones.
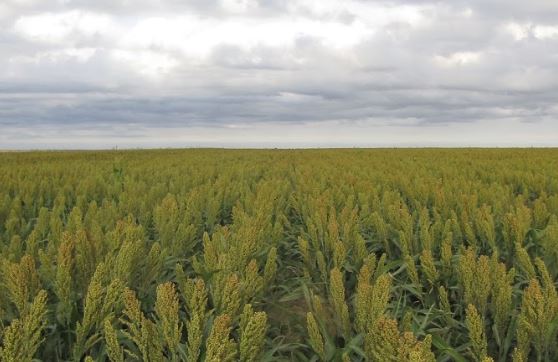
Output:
[0,5,9,21]
[286,0,427,27]
[434,51,482,67]
[9,47,97,64]
[505,22,558,41]
[111,49,179,77]
[121,15,374,59]
[11,2,429,59]
[13,10,115,43]
[220,0,258,13]
[533,25,558,39]
[505,22,531,41]
[7,0,39,5]
[277,92,323,103]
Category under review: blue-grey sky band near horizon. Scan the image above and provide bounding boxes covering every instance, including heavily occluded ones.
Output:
[0,0,557,149]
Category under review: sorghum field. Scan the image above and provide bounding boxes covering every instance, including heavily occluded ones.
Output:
[1,149,558,362]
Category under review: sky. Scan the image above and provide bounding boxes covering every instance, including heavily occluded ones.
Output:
[1,0,558,149]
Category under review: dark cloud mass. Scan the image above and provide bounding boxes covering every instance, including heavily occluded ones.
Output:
[0,0,557,148]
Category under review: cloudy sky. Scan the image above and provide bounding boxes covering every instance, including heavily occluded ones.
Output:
[1,0,557,148]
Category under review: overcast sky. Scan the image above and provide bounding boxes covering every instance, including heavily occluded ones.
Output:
[1,0,557,148]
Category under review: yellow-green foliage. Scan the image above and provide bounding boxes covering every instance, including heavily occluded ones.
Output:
[54,233,75,326]
[103,319,124,362]
[364,316,435,362]
[306,312,325,360]
[458,248,491,315]
[155,282,181,359]
[1,255,42,316]
[420,249,439,286]
[120,287,164,362]
[205,314,237,362]
[239,304,267,362]
[0,149,557,361]
[515,270,558,361]
[490,254,514,340]
[263,246,278,286]
[328,268,350,337]
[355,271,392,334]
[0,290,48,362]
[466,304,488,361]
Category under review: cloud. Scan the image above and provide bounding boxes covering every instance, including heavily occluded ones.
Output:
[433,51,482,67]
[13,10,116,44]
[0,0,557,148]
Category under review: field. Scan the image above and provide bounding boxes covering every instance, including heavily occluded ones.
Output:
[1,149,558,362]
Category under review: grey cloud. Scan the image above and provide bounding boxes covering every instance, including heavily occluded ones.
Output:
[1,0,557,147]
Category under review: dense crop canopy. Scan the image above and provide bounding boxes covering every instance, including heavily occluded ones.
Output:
[0,148,557,361]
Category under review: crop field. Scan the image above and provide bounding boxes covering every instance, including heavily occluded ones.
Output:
[0,149,558,362]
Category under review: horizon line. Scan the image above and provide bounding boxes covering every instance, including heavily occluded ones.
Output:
[2,145,558,152]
